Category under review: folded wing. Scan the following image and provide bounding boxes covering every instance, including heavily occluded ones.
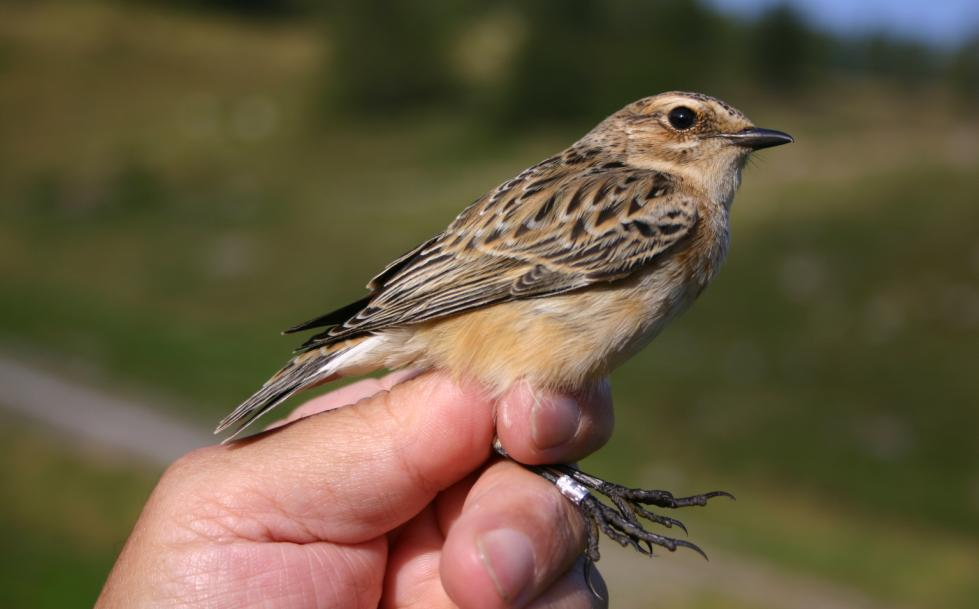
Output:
[293,162,698,351]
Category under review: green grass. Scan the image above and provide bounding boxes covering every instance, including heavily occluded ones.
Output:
[662,470,979,608]
[1,2,978,606]
[608,163,979,532]
[0,416,158,609]
[4,156,975,533]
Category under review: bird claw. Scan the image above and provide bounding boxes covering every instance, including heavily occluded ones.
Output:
[532,462,730,566]
[578,491,710,563]
[496,446,729,572]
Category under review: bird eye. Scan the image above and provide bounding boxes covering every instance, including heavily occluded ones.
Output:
[667,106,697,130]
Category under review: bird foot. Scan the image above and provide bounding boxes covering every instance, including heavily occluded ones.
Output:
[525,461,733,565]
[490,441,732,566]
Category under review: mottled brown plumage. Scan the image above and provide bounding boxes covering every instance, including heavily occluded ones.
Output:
[217,92,791,437]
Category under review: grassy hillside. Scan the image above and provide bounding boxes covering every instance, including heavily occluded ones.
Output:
[0,415,157,609]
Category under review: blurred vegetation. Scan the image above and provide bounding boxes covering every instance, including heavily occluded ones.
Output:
[324,0,463,116]
[0,415,157,609]
[323,0,978,121]
[142,0,979,120]
[1,1,978,608]
[749,4,821,91]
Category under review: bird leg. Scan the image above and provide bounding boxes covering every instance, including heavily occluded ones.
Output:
[492,440,733,565]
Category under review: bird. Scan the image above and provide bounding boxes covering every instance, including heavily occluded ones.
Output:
[215,91,793,563]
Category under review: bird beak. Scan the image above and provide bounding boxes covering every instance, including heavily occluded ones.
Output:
[723,127,794,150]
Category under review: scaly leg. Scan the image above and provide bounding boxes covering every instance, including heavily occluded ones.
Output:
[492,440,733,565]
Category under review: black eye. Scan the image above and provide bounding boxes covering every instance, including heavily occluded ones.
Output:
[667,106,697,130]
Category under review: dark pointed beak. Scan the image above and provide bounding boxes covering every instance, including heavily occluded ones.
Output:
[723,127,794,150]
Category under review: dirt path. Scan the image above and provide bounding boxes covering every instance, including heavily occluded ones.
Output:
[0,353,908,609]
[0,354,212,463]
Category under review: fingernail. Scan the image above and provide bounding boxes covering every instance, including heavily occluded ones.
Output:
[531,393,581,450]
[477,528,536,603]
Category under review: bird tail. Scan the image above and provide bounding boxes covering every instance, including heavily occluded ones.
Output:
[214,336,380,442]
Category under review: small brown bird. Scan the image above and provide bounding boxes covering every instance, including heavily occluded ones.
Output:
[216,91,792,562]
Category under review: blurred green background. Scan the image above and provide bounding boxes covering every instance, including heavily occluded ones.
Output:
[2,1,977,607]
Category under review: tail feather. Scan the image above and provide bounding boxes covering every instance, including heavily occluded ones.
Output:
[215,334,387,442]
[216,333,382,441]
[214,353,330,442]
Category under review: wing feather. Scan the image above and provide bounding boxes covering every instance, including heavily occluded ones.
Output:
[298,163,697,350]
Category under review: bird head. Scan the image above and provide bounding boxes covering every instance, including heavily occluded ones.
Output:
[600,91,793,207]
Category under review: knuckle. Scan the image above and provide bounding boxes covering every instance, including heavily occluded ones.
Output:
[162,446,219,483]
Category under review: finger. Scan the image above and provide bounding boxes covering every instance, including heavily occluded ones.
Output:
[496,379,613,465]
[441,460,588,609]
[268,368,423,428]
[381,504,460,609]
[380,469,483,608]
[159,372,495,545]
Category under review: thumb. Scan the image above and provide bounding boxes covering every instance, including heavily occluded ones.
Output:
[160,372,497,544]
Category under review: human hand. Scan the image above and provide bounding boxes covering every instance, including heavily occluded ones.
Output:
[96,370,614,608]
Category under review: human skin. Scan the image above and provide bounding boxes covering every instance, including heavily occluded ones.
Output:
[96,370,614,609]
